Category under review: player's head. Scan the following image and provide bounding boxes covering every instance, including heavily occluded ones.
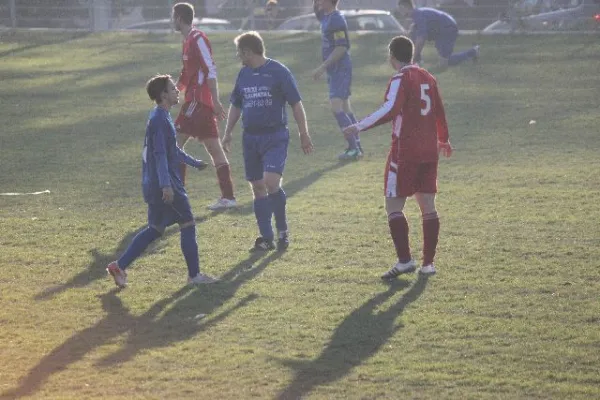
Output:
[266,0,279,18]
[388,35,414,67]
[234,31,265,66]
[146,74,179,106]
[172,2,194,31]
[397,0,414,15]
[315,0,337,12]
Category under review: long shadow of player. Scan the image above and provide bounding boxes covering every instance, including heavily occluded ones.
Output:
[34,213,216,301]
[94,251,282,367]
[4,250,272,400]
[1,288,186,399]
[275,275,430,400]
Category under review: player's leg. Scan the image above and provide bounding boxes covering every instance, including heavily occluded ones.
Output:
[381,158,419,280]
[107,206,166,288]
[263,130,290,251]
[328,70,360,160]
[414,162,440,275]
[244,134,275,251]
[202,136,237,210]
[437,29,477,67]
[175,101,196,185]
[170,195,219,284]
[342,98,363,155]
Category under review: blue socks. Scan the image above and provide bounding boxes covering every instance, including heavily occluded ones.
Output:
[334,111,357,150]
[268,188,287,234]
[180,224,200,278]
[118,227,162,270]
[347,112,361,150]
[448,47,477,66]
[254,196,274,241]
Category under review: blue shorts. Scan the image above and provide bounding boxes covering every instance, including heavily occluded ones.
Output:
[147,194,194,229]
[242,129,289,182]
[327,67,352,100]
[435,28,458,59]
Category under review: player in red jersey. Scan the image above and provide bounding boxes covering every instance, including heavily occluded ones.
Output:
[172,2,237,211]
[343,35,452,278]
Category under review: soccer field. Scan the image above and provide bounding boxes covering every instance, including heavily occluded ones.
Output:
[0,30,599,399]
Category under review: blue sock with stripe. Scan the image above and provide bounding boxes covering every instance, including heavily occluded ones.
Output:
[254,196,274,241]
[268,188,287,234]
[334,111,357,150]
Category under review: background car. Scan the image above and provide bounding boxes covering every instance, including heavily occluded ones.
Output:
[276,9,406,32]
[483,0,600,32]
[124,17,236,32]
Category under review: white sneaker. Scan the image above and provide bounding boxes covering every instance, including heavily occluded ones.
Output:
[419,264,436,275]
[188,273,220,285]
[207,198,237,211]
[106,261,127,288]
[381,259,417,280]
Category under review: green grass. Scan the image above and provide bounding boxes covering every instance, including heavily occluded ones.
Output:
[0,30,599,399]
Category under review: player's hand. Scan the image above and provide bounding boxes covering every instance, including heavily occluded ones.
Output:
[343,124,360,139]
[221,132,233,154]
[299,132,314,155]
[312,66,325,81]
[213,100,226,121]
[162,186,174,204]
[195,159,209,171]
[438,141,453,158]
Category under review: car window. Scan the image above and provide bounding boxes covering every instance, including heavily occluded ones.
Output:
[348,15,401,31]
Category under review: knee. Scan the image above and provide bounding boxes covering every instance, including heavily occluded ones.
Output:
[250,182,268,198]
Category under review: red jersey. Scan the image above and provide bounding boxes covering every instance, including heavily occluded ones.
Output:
[357,64,449,163]
[178,28,217,108]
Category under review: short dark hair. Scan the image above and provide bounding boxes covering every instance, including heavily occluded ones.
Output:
[331,0,339,6]
[398,0,414,9]
[389,35,414,64]
[146,74,171,104]
[234,31,265,56]
[173,2,194,25]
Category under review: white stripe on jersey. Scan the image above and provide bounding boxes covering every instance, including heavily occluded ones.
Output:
[186,100,197,117]
[357,76,402,132]
[196,36,217,81]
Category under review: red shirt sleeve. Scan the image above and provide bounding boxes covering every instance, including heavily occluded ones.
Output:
[432,83,449,143]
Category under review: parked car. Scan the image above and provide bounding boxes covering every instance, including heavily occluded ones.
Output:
[483,0,600,32]
[276,9,406,32]
[124,17,236,32]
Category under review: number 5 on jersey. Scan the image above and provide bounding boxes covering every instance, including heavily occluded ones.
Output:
[420,83,431,116]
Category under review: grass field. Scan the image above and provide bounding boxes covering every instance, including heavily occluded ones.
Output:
[0,30,599,399]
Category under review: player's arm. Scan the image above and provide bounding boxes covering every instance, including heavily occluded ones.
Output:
[177,147,209,170]
[411,12,428,63]
[344,78,405,138]
[196,35,226,119]
[432,84,452,157]
[290,101,313,155]
[152,121,174,203]
[222,104,241,154]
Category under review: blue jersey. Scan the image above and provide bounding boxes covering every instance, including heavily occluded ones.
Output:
[315,9,351,72]
[142,107,201,204]
[230,59,302,135]
[411,8,458,41]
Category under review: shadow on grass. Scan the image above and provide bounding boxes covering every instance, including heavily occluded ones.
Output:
[275,275,430,400]
[4,251,281,399]
[0,31,90,58]
[35,161,348,300]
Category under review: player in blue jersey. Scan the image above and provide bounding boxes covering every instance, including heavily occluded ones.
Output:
[312,0,362,161]
[397,0,479,71]
[221,31,314,252]
[106,74,219,288]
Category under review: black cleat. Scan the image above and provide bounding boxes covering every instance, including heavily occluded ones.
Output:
[277,234,289,252]
[249,237,275,252]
